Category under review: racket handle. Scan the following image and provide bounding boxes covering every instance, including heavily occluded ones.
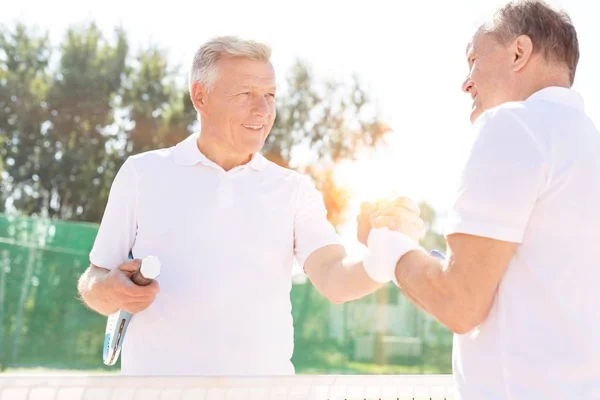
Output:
[131,255,161,286]
[131,270,153,286]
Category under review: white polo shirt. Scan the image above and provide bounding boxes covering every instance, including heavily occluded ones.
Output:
[446,87,600,399]
[89,133,341,375]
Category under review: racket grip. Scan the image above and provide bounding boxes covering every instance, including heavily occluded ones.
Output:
[131,270,153,286]
[131,255,161,286]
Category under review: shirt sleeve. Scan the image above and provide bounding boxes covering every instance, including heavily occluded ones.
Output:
[89,157,139,270]
[444,107,548,243]
[293,175,342,270]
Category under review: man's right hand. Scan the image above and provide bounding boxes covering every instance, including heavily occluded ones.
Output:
[78,259,160,316]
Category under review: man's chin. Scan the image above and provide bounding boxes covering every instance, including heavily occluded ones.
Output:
[243,139,267,155]
[470,107,484,124]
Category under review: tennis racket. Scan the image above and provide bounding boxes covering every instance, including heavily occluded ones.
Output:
[102,255,161,366]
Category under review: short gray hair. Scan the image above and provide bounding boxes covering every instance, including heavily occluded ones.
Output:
[483,0,579,84]
[188,36,272,93]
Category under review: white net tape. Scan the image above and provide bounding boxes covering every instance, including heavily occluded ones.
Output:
[0,374,456,400]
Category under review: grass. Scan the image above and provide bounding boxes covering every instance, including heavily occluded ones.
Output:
[3,349,452,376]
[3,362,449,376]
[296,361,450,375]
[292,345,452,375]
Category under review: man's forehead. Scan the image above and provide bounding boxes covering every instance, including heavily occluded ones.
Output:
[466,41,473,56]
[218,57,273,73]
[235,71,276,86]
[466,30,495,55]
[216,59,276,86]
[218,76,275,94]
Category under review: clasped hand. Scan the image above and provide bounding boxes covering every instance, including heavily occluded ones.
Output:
[356,196,425,285]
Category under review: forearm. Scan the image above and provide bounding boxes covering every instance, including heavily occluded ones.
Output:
[394,250,477,334]
[325,258,384,303]
[77,265,118,316]
[305,245,383,304]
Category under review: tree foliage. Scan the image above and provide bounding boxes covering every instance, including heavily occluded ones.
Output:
[1,23,389,228]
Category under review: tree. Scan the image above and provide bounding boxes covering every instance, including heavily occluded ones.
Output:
[121,46,193,155]
[44,23,128,222]
[0,24,52,216]
[265,59,390,227]
[0,23,198,222]
[0,23,129,222]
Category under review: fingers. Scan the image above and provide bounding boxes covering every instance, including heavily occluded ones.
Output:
[371,207,404,219]
[376,197,420,215]
[115,280,159,313]
[117,259,143,275]
[370,207,425,242]
[370,204,420,223]
[121,299,156,314]
[357,197,423,244]
[371,215,400,230]
[357,203,375,246]
[114,259,160,295]
[371,214,423,231]
[359,202,377,220]
[104,269,160,311]
[360,201,377,213]
[123,279,160,297]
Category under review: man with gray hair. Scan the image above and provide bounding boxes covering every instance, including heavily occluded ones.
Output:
[363,0,599,399]
[76,36,423,375]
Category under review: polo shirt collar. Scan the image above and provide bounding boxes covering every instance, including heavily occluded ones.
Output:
[173,133,267,171]
[527,86,584,111]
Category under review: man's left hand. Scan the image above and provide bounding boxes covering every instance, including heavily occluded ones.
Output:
[357,197,425,245]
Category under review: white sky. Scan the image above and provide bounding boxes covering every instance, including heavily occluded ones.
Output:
[4,0,599,253]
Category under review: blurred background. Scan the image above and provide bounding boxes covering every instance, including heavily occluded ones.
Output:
[0,0,597,375]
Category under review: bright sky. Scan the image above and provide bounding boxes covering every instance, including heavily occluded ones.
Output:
[4,0,599,252]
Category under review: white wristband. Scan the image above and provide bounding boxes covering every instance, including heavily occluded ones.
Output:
[364,227,424,286]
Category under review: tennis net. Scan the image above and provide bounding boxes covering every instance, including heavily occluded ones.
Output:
[0,374,455,399]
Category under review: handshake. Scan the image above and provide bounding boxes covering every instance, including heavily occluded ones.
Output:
[356,197,426,286]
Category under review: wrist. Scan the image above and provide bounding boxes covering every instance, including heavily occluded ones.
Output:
[80,267,118,315]
[364,228,424,286]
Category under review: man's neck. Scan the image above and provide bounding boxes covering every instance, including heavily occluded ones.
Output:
[520,68,571,100]
[196,134,252,172]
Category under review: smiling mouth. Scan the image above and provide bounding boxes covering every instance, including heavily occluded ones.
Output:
[242,124,264,131]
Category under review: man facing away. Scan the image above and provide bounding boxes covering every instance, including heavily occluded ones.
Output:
[363,1,600,399]
[77,36,422,375]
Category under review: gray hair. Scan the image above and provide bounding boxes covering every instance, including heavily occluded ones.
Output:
[188,36,272,93]
[482,0,579,84]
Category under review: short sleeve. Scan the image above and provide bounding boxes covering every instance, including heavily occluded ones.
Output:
[293,175,342,269]
[444,107,548,243]
[89,157,139,270]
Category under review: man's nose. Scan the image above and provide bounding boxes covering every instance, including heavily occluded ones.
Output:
[252,96,270,117]
[462,77,474,94]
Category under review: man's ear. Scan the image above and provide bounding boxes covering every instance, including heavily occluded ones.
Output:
[511,34,534,72]
[190,80,208,115]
